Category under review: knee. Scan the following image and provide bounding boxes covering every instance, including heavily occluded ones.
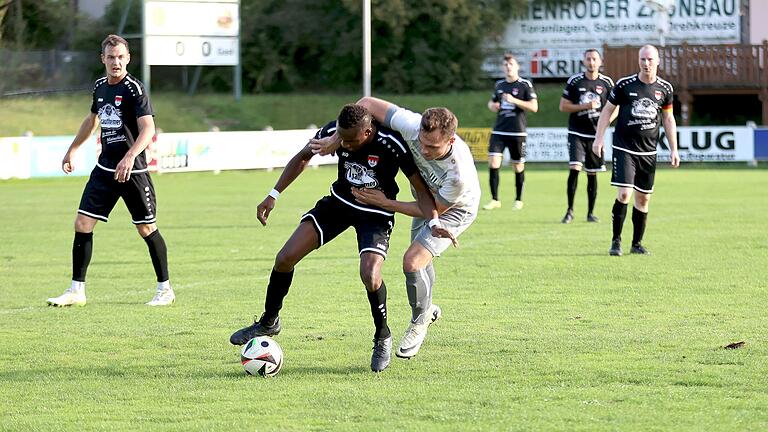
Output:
[402,252,420,274]
[136,223,157,238]
[274,249,298,272]
[617,191,631,203]
[635,194,650,207]
[359,256,382,292]
[74,215,95,233]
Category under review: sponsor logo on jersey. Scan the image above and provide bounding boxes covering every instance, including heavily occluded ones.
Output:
[97,104,123,129]
[115,95,122,106]
[341,152,349,157]
[654,90,662,100]
[629,92,638,96]
[368,155,379,167]
[630,98,658,119]
[344,162,379,189]
[97,98,103,102]
[595,85,604,95]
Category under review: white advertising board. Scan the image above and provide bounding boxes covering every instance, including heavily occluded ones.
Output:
[145,36,238,66]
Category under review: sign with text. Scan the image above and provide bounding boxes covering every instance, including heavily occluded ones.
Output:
[503,0,741,51]
[144,0,239,66]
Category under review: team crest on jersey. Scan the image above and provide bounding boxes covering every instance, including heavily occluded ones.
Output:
[654,90,663,100]
[512,88,519,96]
[368,155,379,167]
[595,85,604,95]
[115,95,122,106]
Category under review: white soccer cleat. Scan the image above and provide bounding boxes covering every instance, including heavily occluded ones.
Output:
[146,285,175,306]
[483,200,502,210]
[47,286,87,307]
[513,200,524,210]
[396,304,442,359]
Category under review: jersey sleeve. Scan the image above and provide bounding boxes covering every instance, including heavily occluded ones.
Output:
[135,90,154,118]
[388,107,421,142]
[607,84,624,106]
[90,87,98,114]
[526,82,537,101]
[314,121,337,139]
[563,80,577,103]
[396,141,418,177]
[662,86,674,111]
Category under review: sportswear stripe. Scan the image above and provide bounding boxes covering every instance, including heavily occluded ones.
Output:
[330,188,394,216]
[491,131,527,137]
[124,76,143,95]
[378,131,407,153]
[96,163,149,174]
[77,209,108,222]
[613,146,657,156]
[611,181,654,194]
[359,247,387,259]
[568,130,596,139]
[301,213,324,246]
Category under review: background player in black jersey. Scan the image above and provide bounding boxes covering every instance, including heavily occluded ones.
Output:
[559,49,616,224]
[47,35,173,307]
[229,104,440,372]
[593,45,680,256]
[484,53,538,211]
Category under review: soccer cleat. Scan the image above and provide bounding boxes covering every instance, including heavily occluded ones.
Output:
[483,200,502,210]
[609,239,622,256]
[230,314,281,345]
[630,244,651,255]
[587,214,600,223]
[561,209,574,224]
[47,286,86,307]
[396,304,442,359]
[146,286,175,306]
[513,200,524,210]
[370,335,392,372]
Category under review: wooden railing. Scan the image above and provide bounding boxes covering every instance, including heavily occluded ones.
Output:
[603,43,768,90]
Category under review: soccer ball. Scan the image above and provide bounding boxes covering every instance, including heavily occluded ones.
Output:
[240,336,284,377]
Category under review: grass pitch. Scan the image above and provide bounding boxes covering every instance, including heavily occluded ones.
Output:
[1,166,767,431]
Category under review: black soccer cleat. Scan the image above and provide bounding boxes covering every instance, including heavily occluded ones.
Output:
[587,214,600,223]
[561,209,574,224]
[630,244,651,255]
[229,314,281,345]
[609,239,622,256]
[371,334,392,372]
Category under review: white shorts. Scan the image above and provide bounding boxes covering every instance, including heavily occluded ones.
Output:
[411,207,476,257]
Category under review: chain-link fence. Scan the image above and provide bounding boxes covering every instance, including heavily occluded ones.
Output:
[0,49,100,96]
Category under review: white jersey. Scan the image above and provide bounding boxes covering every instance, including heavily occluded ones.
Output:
[388,107,481,214]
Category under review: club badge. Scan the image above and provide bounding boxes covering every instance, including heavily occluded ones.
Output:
[595,85,604,95]
[115,95,123,106]
[654,90,662,101]
[368,155,379,167]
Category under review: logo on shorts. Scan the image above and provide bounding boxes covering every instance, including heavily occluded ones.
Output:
[654,90,663,100]
[367,155,379,167]
[595,85,604,95]
[376,243,386,250]
[115,95,122,106]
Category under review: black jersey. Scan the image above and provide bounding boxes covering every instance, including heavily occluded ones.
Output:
[490,78,537,136]
[563,72,614,137]
[90,74,153,172]
[315,121,417,216]
[608,74,674,155]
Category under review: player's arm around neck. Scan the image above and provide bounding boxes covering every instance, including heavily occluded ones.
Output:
[592,100,617,156]
[62,113,98,173]
[356,97,395,125]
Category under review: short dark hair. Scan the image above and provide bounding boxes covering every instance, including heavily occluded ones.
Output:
[337,104,372,130]
[420,107,457,139]
[101,34,129,54]
[503,53,517,62]
[584,48,601,59]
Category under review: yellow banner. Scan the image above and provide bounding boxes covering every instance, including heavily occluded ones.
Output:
[457,127,492,162]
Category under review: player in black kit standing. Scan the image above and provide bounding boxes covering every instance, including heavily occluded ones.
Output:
[559,49,615,224]
[47,34,174,307]
[484,53,538,211]
[593,45,680,256]
[229,104,441,372]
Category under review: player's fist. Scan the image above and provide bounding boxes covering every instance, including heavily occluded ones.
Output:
[256,196,276,226]
[592,139,603,157]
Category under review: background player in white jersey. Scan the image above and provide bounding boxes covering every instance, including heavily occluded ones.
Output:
[484,53,538,211]
[312,97,481,359]
[47,34,174,307]
[593,45,680,256]
[229,104,440,372]
[559,49,615,224]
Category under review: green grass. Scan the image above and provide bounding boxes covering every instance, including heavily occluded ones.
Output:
[1,166,767,431]
[0,86,569,136]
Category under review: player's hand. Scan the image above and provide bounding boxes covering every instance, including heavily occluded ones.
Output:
[351,187,388,208]
[256,196,276,226]
[503,93,517,104]
[590,99,601,110]
[114,154,135,183]
[309,135,341,156]
[670,149,680,168]
[431,225,459,248]
[592,139,603,157]
[62,152,75,174]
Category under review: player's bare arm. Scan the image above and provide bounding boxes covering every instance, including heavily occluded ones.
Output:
[662,110,680,167]
[62,113,98,174]
[592,100,617,156]
[257,143,315,226]
[356,96,395,124]
[559,97,598,113]
[504,94,538,112]
[115,115,155,182]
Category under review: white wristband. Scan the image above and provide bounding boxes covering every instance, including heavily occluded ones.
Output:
[268,189,280,200]
[428,218,441,229]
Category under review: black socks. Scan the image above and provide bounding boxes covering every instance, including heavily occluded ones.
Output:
[489,168,499,201]
[72,232,93,282]
[566,169,579,210]
[143,230,169,282]
[515,171,525,201]
[611,200,628,241]
[632,207,648,246]
[367,282,390,339]
[587,174,598,215]
[263,269,294,324]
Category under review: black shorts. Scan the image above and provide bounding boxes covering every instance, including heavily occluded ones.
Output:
[568,133,605,172]
[489,134,526,163]
[611,150,656,194]
[78,167,158,224]
[301,196,394,258]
